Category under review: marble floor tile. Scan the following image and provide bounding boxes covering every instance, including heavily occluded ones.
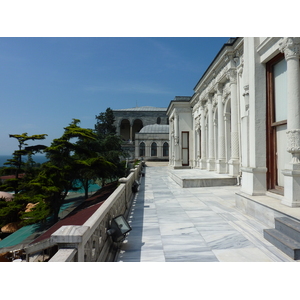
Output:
[161,235,209,252]
[140,250,166,262]
[120,236,163,252]
[200,230,254,250]
[164,251,219,262]
[212,247,274,262]
[195,222,234,232]
[185,210,219,218]
[159,222,199,236]
[116,165,295,262]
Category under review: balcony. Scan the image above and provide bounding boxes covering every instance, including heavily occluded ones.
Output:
[23,162,300,262]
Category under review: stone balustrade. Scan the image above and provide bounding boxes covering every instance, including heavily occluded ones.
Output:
[48,163,142,262]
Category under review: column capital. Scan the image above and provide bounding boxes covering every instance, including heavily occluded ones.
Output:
[279,37,300,60]
[207,93,214,104]
[227,69,237,85]
[216,82,223,96]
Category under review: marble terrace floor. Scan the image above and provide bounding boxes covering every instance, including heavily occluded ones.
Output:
[116,163,295,262]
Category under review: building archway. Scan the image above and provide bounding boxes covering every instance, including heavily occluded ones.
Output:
[120,119,131,141]
[132,119,143,141]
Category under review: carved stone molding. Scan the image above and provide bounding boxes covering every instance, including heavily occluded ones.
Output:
[287,129,300,154]
[279,37,300,60]
[243,85,249,111]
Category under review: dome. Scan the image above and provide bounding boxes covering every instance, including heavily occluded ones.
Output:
[139,124,169,134]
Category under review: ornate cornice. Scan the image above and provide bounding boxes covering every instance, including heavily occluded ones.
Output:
[279,37,300,60]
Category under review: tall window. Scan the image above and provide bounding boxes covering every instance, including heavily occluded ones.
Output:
[163,142,169,156]
[157,117,161,124]
[182,131,189,166]
[266,53,289,192]
[139,142,145,157]
[151,142,157,156]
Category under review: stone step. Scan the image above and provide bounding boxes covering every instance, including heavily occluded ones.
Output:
[275,217,300,243]
[263,228,300,260]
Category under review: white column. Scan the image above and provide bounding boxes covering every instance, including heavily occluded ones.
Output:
[174,112,181,167]
[280,37,300,207]
[200,103,207,169]
[228,69,240,176]
[207,94,215,171]
[196,127,201,167]
[168,118,172,166]
[216,83,226,173]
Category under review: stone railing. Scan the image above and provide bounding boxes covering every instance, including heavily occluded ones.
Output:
[48,163,142,262]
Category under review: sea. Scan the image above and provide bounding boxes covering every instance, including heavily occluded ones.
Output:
[0,155,100,193]
[0,155,47,167]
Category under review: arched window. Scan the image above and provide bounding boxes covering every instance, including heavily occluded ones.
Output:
[157,117,161,124]
[151,142,157,156]
[139,142,145,157]
[163,142,169,156]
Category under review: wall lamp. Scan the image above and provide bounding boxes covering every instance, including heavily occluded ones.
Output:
[107,215,132,243]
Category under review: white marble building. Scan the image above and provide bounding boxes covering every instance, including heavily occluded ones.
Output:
[134,124,169,161]
[167,37,300,208]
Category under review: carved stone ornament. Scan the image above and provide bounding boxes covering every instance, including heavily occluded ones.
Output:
[227,69,237,84]
[279,37,300,60]
[286,129,300,154]
[216,82,223,96]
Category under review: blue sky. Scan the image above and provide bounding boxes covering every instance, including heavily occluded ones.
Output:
[0,37,230,154]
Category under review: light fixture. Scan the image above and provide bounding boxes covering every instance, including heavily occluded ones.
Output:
[107,215,132,242]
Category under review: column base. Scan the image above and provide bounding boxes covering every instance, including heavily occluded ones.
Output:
[240,167,267,196]
[200,158,207,170]
[207,159,215,171]
[281,163,300,207]
[216,159,227,174]
[228,159,240,176]
[174,159,182,167]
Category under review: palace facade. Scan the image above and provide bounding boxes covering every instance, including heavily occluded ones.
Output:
[167,37,300,208]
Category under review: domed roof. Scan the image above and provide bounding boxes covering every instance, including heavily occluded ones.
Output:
[139,124,169,134]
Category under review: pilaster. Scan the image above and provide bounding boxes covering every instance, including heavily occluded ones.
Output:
[207,94,215,171]
[279,37,300,206]
[200,103,207,169]
[227,68,240,176]
[216,82,226,173]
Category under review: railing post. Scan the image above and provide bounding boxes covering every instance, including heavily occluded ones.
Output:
[50,225,89,262]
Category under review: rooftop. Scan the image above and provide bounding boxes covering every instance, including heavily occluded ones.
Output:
[113,106,167,112]
[139,124,169,134]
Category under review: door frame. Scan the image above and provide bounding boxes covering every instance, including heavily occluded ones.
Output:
[266,52,287,193]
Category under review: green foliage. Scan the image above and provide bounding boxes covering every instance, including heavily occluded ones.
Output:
[0,111,131,228]
[95,107,116,137]
[0,133,47,194]
[0,196,27,227]
[95,107,128,184]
